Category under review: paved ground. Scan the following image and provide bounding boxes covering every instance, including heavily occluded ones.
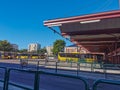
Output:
[0,60,120,80]
[0,59,119,90]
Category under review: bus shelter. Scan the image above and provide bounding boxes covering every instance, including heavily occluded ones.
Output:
[44,10,120,64]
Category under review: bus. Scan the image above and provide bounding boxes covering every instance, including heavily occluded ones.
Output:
[0,52,47,59]
[30,54,39,59]
[58,52,104,63]
[16,53,46,59]
[0,52,16,59]
[39,54,46,59]
[16,53,29,59]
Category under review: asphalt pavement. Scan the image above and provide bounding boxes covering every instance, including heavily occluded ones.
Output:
[0,60,119,90]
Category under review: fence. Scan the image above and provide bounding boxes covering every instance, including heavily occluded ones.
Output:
[1,68,89,90]
[93,79,120,90]
[0,67,7,90]
[0,59,120,80]
[0,67,120,90]
[1,59,119,80]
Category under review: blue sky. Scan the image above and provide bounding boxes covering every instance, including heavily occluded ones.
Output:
[0,0,119,49]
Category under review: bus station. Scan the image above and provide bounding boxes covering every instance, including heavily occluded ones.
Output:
[43,10,120,89]
[0,0,120,90]
[44,10,120,64]
[0,9,120,90]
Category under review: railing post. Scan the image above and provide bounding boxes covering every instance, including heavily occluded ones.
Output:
[2,67,8,90]
[77,63,80,76]
[93,80,99,90]
[103,64,107,79]
[45,57,48,66]
[55,61,58,73]
[70,61,72,67]
[20,59,23,69]
[91,62,94,72]
[5,69,10,90]
[34,71,40,90]
[37,61,39,71]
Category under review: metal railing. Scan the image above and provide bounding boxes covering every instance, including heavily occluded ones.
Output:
[39,71,89,90]
[18,59,120,79]
[6,68,36,90]
[0,59,120,90]
[4,68,89,90]
[0,67,7,90]
[93,79,120,90]
[0,67,119,90]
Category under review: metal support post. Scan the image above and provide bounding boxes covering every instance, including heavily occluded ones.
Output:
[55,61,58,73]
[5,68,10,90]
[70,61,72,67]
[103,64,107,79]
[77,63,80,76]
[37,61,39,71]
[91,63,94,72]
[34,71,40,90]
[3,68,8,90]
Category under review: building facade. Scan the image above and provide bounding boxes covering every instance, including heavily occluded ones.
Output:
[46,46,53,56]
[11,44,18,51]
[28,43,41,52]
[64,44,89,53]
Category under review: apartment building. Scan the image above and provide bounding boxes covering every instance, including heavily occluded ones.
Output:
[28,43,41,52]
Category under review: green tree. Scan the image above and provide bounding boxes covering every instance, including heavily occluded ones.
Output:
[19,49,28,53]
[37,47,47,54]
[52,40,66,56]
[0,40,13,51]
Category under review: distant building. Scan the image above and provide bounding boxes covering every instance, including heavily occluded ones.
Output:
[11,44,18,51]
[28,43,41,52]
[46,46,53,56]
[64,44,89,53]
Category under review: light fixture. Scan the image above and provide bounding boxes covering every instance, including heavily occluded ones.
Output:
[47,23,62,27]
[80,19,101,24]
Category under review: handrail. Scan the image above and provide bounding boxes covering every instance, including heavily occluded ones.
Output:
[0,67,7,90]
[39,71,89,90]
[5,68,36,90]
[93,79,120,90]
[0,67,120,90]
[5,68,89,90]
[8,82,33,90]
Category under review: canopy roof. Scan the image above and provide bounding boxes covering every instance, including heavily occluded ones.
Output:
[44,10,120,53]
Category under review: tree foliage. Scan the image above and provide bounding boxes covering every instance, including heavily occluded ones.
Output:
[37,47,47,54]
[52,40,66,56]
[0,40,13,51]
[18,49,28,53]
